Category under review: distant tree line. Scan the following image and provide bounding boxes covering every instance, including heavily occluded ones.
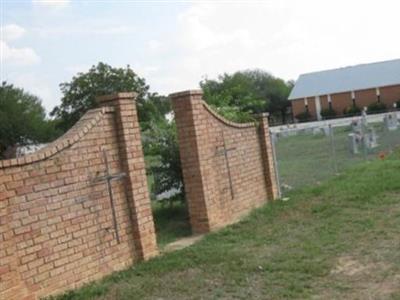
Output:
[0,63,293,200]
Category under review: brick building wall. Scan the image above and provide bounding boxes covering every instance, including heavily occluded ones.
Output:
[171,90,278,234]
[330,91,353,114]
[381,84,400,107]
[291,84,400,120]
[0,93,157,300]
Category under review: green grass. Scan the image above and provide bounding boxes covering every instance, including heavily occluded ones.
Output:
[152,201,191,247]
[50,149,400,300]
[275,123,400,192]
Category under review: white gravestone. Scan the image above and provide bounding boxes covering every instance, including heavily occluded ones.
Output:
[348,133,361,154]
[361,110,368,127]
[364,128,378,149]
[384,112,398,131]
[351,119,362,132]
[322,126,331,137]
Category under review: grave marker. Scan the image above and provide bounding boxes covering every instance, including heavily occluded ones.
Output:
[384,112,398,131]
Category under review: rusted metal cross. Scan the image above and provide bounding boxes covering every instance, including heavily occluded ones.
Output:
[215,131,236,199]
[92,150,126,244]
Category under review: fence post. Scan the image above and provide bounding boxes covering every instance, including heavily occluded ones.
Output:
[329,124,338,174]
[258,113,280,200]
[97,93,158,260]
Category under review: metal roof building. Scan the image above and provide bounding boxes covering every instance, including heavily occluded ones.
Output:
[289,59,400,121]
[289,59,400,100]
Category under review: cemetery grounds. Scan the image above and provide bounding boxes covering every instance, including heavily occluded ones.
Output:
[274,118,400,195]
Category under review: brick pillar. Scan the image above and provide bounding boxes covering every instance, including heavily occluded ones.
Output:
[170,90,214,234]
[97,93,158,260]
[258,113,279,200]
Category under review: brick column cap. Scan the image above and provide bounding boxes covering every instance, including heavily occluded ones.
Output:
[256,112,270,119]
[96,92,137,104]
[169,89,203,99]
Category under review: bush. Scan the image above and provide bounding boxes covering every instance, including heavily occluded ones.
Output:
[396,100,400,109]
[343,105,361,116]
[320,108,337,119]
[295,111,312,122]
[367,102,387,114]
[142,120,184,201]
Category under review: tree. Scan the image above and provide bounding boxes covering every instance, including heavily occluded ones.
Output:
[0,82,61,159]
[52,62,182,201]
[142,119,183,199]
[200,69,293,123]
[51,62,153,131]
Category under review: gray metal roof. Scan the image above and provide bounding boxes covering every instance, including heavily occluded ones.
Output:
[288,59,400,100]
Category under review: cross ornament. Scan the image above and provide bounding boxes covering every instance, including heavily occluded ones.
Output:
[92,149,126,244]
[215,131,236,199]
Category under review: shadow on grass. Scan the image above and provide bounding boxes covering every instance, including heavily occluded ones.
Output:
[152,199,192,247]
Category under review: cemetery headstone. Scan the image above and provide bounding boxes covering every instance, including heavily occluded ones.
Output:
[364,127,378,149]
[384,112,398,131]
[322,126,331,137]
[351,119,362,132]
[361,108,368,127]
[348,133,361,154]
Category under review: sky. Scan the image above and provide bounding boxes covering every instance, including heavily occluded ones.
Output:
[1,0,400,113]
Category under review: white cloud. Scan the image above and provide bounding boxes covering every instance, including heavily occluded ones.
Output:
[32,0,70,8]
[33,25,135,37]
[11,73,59,113]
[0,24,41,66]
[0,40,41,66]
[148,0,400,95]
[65,64,90,74]
[148,39,161,52]
[1,24,26,41]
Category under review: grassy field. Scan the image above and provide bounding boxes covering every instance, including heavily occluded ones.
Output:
[51,149,400,300]
[275,123,400,192]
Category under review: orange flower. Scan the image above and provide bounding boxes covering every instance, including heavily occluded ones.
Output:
[378,152,386,160]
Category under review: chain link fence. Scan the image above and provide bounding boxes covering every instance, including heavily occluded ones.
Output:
[271,111,400,196]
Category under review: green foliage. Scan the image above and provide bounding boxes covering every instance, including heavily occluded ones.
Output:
[200,69,293,122]
[320,108,337,119]
[51,62,179,200]
[367,102,387,114]
[294,111,311,122]
[51,62,151,131]
[395,100,400,109]
[142,119,183,198]
[0,82,61,159]
[343,105,361,116]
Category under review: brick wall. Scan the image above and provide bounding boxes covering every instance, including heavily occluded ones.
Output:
[320,95,329,111]
[0,93,157,300]
[171,90,278,234]
[381,84,400,107]
[355,88,377,108]
[290,84,400,120]
[291,99,306,118]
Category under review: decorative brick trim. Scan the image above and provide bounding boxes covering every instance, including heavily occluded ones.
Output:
[0,107,114,169]
[202,102,256,129]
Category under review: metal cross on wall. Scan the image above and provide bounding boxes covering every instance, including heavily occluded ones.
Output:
[92,149,126,244]
[215,131,237,199]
